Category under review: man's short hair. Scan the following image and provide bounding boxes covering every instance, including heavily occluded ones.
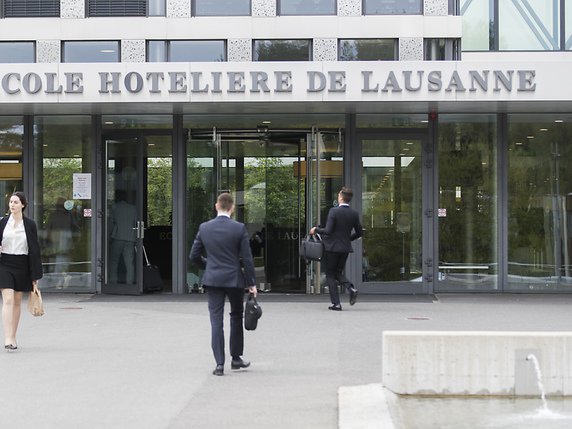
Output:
[217,192,234,211]
[339,187,353,203]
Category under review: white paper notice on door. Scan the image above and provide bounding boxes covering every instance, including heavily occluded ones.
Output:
[73,173,91,199]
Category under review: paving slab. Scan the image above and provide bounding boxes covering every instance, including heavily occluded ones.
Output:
[0,293,571,428]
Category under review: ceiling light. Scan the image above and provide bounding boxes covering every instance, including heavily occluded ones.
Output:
[515,142,523,146]
[100,49,115,53]
[539,128,548,131]
[555,119,564,123]
[105,121,114,125]
[526,135,534,139]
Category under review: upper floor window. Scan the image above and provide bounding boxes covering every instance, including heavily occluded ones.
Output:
[278,0,336,15]
[193,0,250,16]
[62,41,120,63]
[147,40,226,62]
[363,0,423,15]
[2,0,59,17]
[339,39,397,61]
[0,42,35,63]
[148,0,166,16]
[462,0,569,52]
[424,38,461,60]
[88,0,146,17]
[253,40,312,61]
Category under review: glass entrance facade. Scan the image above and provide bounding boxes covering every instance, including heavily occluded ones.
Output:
[1,112,570,294]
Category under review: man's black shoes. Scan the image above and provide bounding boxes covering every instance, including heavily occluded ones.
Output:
[349,288,358,306]
[213,365,224,376]
[328,304,342,311]
[231,357,251,370]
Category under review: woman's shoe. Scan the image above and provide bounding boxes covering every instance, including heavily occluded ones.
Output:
[5,344,17,351]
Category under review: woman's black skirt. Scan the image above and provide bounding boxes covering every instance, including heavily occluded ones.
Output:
[0,253,33,292]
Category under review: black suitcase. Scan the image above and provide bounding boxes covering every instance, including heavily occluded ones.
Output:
[142,245,163,293]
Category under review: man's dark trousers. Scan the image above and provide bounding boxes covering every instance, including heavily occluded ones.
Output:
[324,251,353,306]
[206,286,244,365]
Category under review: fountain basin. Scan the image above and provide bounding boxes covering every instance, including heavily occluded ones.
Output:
[382,331,572,396]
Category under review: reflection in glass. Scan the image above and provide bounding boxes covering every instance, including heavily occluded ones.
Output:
[33,116,93,291]
[364,0,422,15]
[567,1,572,49]
[279,0,335,15]
[170,40,226,62]
[63,41,120,63]
[147,40,166,62]
[0,117,24,207]
[194,0,250,16]
[437,115,498,291]
[499,0,559,50]
[0,42,35,63]
[361,139,422,283]
[356,114,429,128]
[460,0,492,51]
[148,0,166,16]
[339,39,396,61]
[424,39,461,60]
[253,40,312,61]
[508,115,572,291]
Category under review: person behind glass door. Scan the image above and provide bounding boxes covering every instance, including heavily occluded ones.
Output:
[0,192,43,351]
[310,186,363,311]
[109,190,137,284]
[189,192,257,376]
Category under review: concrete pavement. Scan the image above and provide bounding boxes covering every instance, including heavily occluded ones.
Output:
[1,293,572,428]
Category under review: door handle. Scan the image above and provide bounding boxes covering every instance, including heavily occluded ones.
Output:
[133,221,145,239]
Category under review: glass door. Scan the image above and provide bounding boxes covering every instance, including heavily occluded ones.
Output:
[187,129,310,293]
[103,132,173,294]
[358,133,429,293]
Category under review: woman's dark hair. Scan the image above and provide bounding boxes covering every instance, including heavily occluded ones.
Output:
[12,191,27,211]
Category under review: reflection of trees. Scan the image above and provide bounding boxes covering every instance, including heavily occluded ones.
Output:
[147,158,172,225]
[439,122,495,267]
[339,40,394,61]
[244,157,303,226]
[255,40,310,61]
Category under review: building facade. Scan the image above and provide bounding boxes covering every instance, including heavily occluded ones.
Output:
[0,0,571,295]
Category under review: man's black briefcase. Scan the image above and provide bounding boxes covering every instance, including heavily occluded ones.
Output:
[244,293,262,331]
[300,234,324,262]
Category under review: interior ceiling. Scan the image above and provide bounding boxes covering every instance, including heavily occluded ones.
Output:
[3,100,572,116]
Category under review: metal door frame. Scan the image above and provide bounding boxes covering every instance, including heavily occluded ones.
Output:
[352,128,433,294]
[100,129,173,295]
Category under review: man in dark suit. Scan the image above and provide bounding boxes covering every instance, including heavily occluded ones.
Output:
[310,187,363,311]
[189,193,257,376]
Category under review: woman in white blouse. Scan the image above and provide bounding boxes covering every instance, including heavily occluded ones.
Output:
[0,192,43,351]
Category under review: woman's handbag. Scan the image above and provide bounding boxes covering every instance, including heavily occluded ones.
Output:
[28,284,45,317]
[244,293,262,331]
[300,234,324,262]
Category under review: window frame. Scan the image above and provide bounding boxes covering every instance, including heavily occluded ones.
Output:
[252,39,313,62]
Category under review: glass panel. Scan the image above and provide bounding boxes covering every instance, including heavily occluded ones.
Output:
[148,0,165,16]
[102,115,172,130]
[194,0,250,16]
[63,41,120,63]
[0,42,35,63]
[356,114,429,128]
[499,0,560,50]
[461,0,492,51]
[170,41,226,62]
[279,0,335,15]
[144,135,173,292]
[437,115,498,291]
[507,114,572,291]
[364,0,423,15]
[147,40,166,62]
[0,117,24,206]
[567,1,572,49]
[253,40,312,61]
[33,116,93,292]
[361,139,423,284]
[339,39,396,61]
[106,139,139,289]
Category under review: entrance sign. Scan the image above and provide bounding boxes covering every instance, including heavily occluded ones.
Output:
[1,60,567,104]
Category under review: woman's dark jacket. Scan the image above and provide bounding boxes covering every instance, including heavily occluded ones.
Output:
[0,216,44,281]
